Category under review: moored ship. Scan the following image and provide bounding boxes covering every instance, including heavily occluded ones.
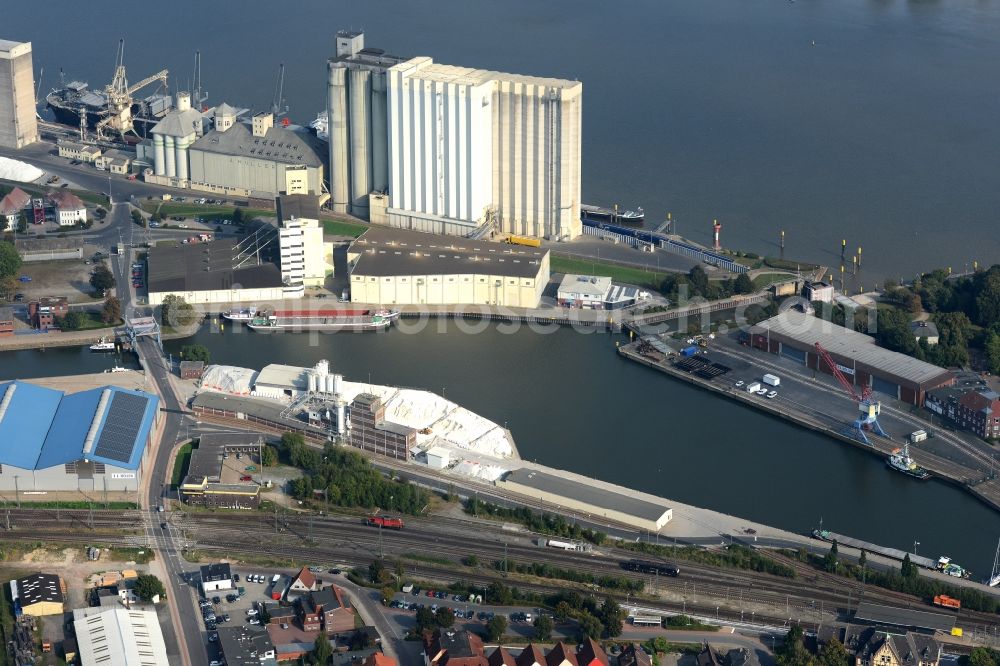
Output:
[246,309,398,333]
[581,203,645,225]
[886,443,930,480]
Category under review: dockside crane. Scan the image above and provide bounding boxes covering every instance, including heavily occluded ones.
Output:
[813,341,887,445]
[95,39,169,140]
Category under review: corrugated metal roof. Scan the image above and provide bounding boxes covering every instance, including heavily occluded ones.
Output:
[853,601,955,632]
[0,382,63,469]
[36,388,103,468]
[0,382,158,471]
[750,310,953,387]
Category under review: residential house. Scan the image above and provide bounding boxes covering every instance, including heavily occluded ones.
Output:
[910,321,939,346]
[957,390,1000,440]
[545,642,578,666]
[301,585,354,634]
[725,648,761,666]
[288,567,317,596]
[576,638,608,666]
[515,645,545,666]
[695,645,722,666]
[618,645,651,666]
[424,630,489,666]
[199,563,233,594]
[488,647,516,666]
[29,297,68,330]
[361,654,398,666]
[849,627,940,666]
[48,190,87,226]
[0,186,29,227]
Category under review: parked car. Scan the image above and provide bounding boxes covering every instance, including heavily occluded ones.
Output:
[240,475,252,482]
[17,275,31,282]
[212,596,221,604]
[13,294,23,301]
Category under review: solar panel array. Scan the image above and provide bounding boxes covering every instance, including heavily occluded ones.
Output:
[92,392,149,464]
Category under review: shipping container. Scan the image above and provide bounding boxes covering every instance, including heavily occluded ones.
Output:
[763,374,780,387]
[910,430,928,444]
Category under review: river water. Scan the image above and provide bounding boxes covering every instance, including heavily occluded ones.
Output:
[5,321,999,576]
[3,1,1000,573]
[6,0,1000,279]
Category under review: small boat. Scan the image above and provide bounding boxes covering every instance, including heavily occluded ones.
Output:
[886,444,930,480]
[90,337,116,352]
[222,307,258,323]
[988,537,1000,588]
[104,366,128,373]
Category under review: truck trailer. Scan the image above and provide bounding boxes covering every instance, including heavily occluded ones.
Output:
[763,374,780,387]
[746,382,762,393]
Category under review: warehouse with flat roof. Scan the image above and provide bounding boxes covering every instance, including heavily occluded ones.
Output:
[147,238,296,306]
[347,227,550,307]
[749,310,955,405]
[498,468,672,532]
[0,381,159,493]
[179,433,263,509]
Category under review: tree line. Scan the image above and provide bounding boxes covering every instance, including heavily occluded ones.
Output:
[465,497,606,545]
[283,433,429,514]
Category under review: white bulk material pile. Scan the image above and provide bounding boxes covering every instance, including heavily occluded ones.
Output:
[200,365,258,395]
[0,157,43,183]
[452,460,508,482]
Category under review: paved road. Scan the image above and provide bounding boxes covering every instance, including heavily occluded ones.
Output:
[99,206,210,666]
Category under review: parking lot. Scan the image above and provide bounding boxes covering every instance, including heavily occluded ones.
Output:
[7,252,108,305]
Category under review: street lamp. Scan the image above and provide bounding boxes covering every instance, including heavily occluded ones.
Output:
[913,540,920,558]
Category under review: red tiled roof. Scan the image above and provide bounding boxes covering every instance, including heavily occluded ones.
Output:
[0,187,30,215]
[576,638,608,666]
[545,642,578,666]
[48,189,85,211]
[292,567,316,590]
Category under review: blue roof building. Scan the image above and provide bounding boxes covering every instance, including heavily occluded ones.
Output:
[0,381,159,493]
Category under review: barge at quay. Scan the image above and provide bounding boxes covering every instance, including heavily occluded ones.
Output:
[246,309,398,333]
[813,528,970,577]
[581,203,645,225]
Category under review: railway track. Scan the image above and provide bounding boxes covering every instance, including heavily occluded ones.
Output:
[0,507,995,632]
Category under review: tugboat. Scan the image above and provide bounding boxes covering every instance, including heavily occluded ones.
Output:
[886,443,930,480]
[89,337,116,352]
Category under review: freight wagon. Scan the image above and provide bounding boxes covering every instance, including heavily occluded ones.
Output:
[366,515,404,529]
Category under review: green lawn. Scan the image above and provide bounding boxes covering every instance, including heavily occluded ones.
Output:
[141,202,273,222]
[752,272,796,290]
[550,255,668,292]
[75,312,117,331]
[171,442,195,488]
[321,219,369,237]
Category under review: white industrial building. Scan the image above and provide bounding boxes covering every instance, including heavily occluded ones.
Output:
[326,31,582,240]
[276,194,334,293]
[74,606,169,666]
[143,104,325,199]
[557,274,612,309]
[326,30,409,219]
[0,39,38,149]
[149,92,205,181]
[385,58,495,235]
[347,227,550,307]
